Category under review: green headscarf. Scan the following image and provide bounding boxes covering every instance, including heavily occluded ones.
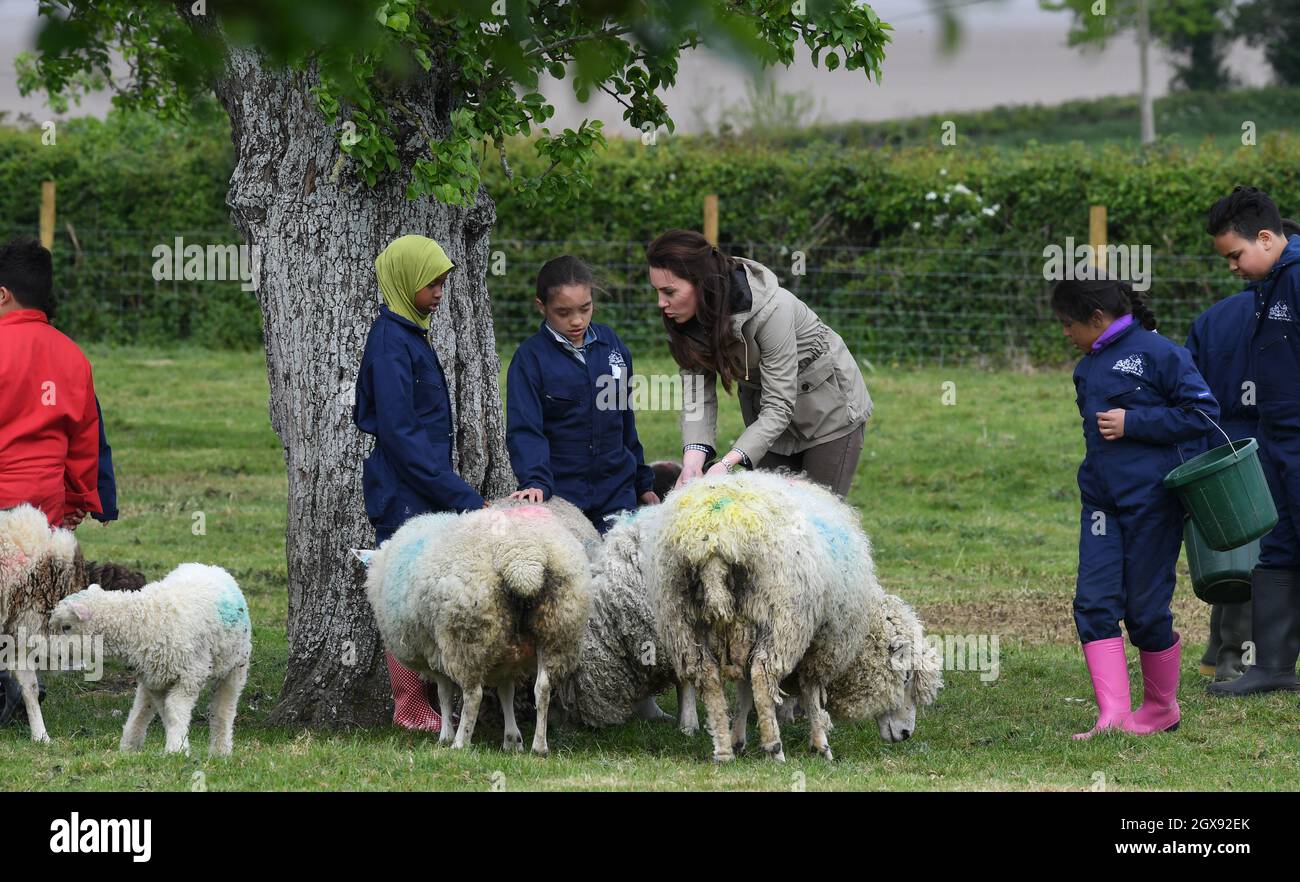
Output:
[374,235,455,331]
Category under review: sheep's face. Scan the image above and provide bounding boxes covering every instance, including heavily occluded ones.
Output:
[874,595,943,742]
[48,584,103,634]
[826,593,943,743]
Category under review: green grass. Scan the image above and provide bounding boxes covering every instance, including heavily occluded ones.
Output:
[2,344,1296,791]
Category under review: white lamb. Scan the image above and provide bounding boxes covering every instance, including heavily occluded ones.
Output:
[48,563,253,756]
[0,504,87,743]
[364,504,591,755]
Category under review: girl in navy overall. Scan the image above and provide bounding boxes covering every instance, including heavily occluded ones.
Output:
[506,256,658,533]
[1054,278,1219,739]
[355,235,487,733]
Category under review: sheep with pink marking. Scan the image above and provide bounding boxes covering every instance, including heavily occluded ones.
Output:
[364,501,591,755]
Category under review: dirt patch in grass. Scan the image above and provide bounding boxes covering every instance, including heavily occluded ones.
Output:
[919,593,1213,647]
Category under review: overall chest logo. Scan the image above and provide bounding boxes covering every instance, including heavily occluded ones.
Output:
[606,349,626,379]
[1111,354,1145,377]
[1269,300,1294,322]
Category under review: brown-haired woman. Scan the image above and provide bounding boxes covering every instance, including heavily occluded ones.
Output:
[647,229,872,497]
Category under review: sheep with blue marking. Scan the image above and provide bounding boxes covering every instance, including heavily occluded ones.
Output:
[48,563,252,756]
[648,470,941,762]
[364,504,591,755]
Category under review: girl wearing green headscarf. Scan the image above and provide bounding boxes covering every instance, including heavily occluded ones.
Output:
[355,235,486,733]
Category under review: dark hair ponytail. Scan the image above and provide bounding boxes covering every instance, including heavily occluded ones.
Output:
[646,229,745,392]
[1050,278,1157,331]
[535,255,595,304]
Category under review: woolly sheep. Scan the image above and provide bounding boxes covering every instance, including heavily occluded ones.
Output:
[555,503,683,727]
[0,504,87,743]
[364,504,591,755]
[49,563,253,756]
[649,471,942,762]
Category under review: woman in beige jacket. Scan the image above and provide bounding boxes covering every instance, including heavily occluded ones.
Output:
[647,229,872,498]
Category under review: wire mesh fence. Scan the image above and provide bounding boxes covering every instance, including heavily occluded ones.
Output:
[7,225,1246,365]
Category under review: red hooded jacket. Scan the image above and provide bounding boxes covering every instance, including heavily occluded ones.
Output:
[0,309,102,525]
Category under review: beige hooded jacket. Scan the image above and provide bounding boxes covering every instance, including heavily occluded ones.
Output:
[679,257,872,462]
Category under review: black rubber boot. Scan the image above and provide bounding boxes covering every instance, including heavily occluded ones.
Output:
[1208,569,1300,696]
[1215,600,1251,682]
[0,671,22,726]
[1200,604,1224,675]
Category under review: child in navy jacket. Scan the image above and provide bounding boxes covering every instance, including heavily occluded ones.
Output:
[1205,188,1300,697]
[1054,278,1218,739]
[355,235,486,733]
[506,256,657,533]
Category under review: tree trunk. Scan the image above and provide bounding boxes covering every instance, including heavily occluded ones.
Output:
[211,47,515,728]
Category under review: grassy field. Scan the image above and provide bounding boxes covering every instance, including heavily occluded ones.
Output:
[1,344,1297,792]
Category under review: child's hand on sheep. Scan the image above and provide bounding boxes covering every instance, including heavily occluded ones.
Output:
[639,490,660,506]
[1096,408,1125,441]
[510,488,545,503]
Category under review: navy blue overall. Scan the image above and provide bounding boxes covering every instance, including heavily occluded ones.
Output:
[506,321,654,534]
[1186,291,1260,446]
[1072,322,1220,649]
[354,306,484,543]
[1248,236,1300,571]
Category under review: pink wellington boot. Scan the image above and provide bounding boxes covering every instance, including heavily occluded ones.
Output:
[1122,632,1181,735]
[1074,637,1132,740]
[386,652,442,733]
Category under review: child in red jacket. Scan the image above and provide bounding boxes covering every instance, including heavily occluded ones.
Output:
[0,237,101,527]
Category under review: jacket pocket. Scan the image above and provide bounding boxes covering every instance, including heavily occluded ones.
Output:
[790,354,847,441]
[1102,378,1158,409]
[412,367,445,416]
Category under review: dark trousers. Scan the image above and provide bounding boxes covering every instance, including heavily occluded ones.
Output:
[755,423,866,500]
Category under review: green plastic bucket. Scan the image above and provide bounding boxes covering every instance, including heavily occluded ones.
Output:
[1183,516,1258,604]
[1164,437,1278,553]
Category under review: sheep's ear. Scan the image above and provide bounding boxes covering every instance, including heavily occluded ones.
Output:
[71,601,93,622]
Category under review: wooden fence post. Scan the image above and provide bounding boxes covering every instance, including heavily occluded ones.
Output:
[703,194,719,246]
[40,181,56,251]
[1089,204,1107,273]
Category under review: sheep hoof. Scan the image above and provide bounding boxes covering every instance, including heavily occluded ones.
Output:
[809,744,833,761]
[503,733,524,752]
[732,739,746,754]
[711,750,735,764]
[762,741,785,763]
[532,746,549,758]
[680,724,698,736]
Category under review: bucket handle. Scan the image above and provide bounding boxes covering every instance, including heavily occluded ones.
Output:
[1175,408,1237,465]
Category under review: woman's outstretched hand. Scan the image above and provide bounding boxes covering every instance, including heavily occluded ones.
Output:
[509,487,545,503]
[675,449,707,490]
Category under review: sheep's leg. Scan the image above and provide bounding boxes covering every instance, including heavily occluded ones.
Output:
[731,677,753,754]
[802,680,832,761]
[119,683,158,752]
[698,669,733,763]
[14,667,48,743]
[452,684,482,750]
[749,655,785,763]
[677,681,699,736]
[159,687,201,755]
[531,650,551,757]
[207,664,248,758]
[498,679,523,752]
[433,674,457,746]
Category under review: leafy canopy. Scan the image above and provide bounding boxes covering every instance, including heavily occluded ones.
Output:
[18,0,890,207]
